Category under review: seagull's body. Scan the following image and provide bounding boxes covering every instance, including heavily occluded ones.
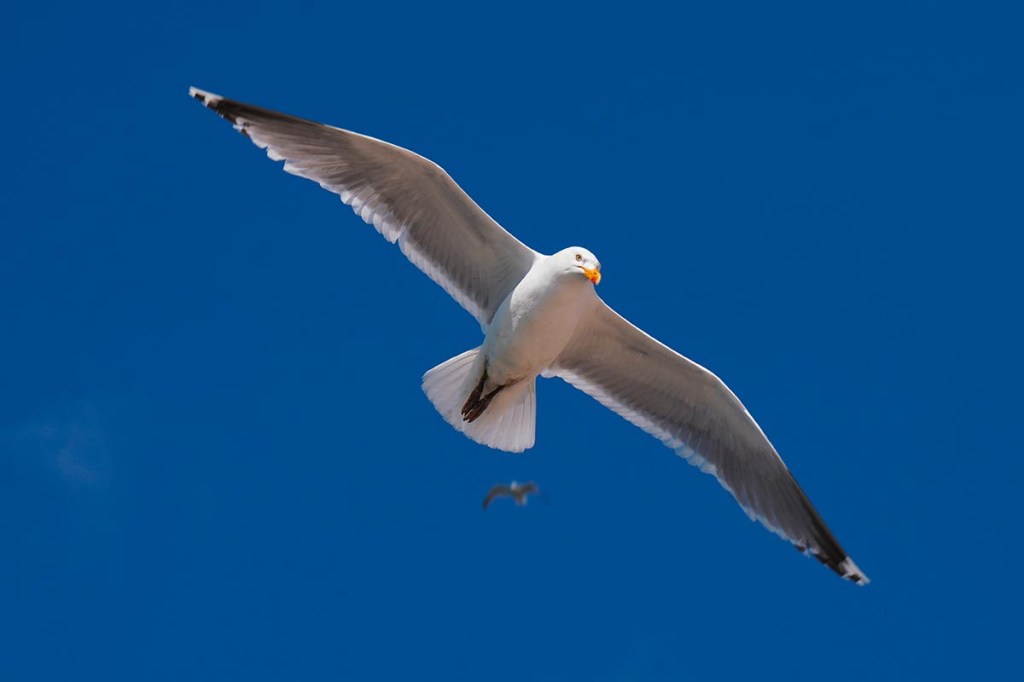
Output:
[483,253,597,386]
[190,87,869,585]
[426,247,602,449]
[482,481,541,509]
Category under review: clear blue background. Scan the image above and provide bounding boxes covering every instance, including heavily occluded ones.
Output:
[3,1,1022,679]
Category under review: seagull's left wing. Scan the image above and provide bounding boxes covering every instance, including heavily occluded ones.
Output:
[190,88,538,327]
[553,300,868,584]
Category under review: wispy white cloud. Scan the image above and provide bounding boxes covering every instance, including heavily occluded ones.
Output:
[7,398,122,485]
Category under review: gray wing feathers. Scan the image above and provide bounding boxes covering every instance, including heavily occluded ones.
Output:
[555,301,868,584]
[190,87,537,326]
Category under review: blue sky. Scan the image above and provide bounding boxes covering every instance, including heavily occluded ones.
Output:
[2,1,1022,679]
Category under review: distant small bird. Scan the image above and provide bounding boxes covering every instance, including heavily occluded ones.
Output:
[482,481,540,509]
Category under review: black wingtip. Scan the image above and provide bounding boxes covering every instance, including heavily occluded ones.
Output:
[189,86,214,104]
[795,541,869,585]
[189,87,226,116]
[187,87,326,141]
[189,86,250,136]
[808,548,870,585]
[838,556,870,586]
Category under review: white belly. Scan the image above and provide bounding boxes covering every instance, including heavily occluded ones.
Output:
[482,265,597,383]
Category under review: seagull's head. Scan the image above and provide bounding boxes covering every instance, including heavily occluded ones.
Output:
[557,246,602,285]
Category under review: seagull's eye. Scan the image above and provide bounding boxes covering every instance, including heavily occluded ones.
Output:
[575,253,582,262]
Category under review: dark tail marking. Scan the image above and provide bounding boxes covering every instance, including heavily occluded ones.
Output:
[461,365,507,423]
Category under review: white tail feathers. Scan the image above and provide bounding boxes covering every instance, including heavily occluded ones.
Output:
[422,348,537,453]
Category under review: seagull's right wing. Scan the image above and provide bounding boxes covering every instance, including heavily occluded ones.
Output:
[190,88,539,327]
[554,300,868,584]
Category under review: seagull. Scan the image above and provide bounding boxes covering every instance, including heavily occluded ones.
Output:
[190,87,869,585]
[482,481,541,509]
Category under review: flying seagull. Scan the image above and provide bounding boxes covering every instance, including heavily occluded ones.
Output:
[482,481,541,510]
[189,87,869,585]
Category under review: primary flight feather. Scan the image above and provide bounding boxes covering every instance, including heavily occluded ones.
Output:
[190,87,868,585]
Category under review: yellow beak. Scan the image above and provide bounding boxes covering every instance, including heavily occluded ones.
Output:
[582,266,601,285]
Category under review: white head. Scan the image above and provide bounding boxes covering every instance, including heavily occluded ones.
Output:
[553,246,602,285]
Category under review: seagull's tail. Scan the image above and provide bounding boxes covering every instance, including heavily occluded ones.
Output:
[422,348,536,453]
